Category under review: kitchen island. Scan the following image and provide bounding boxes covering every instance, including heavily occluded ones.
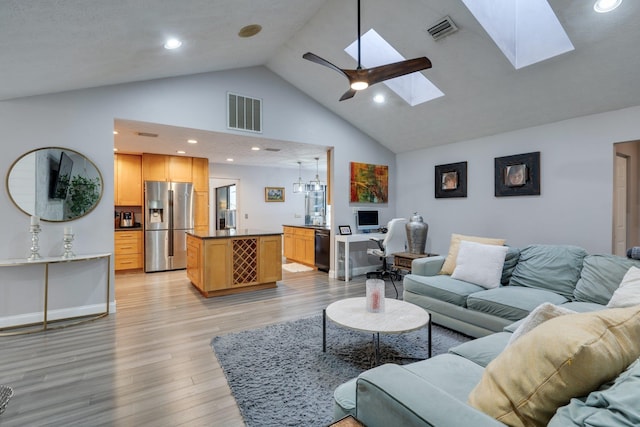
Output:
[186,229,282,297]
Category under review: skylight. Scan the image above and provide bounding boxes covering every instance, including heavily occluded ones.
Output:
[461,0,574,69]
[344,29,444,107]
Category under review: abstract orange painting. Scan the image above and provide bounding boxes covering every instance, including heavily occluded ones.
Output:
[350,162,388,203]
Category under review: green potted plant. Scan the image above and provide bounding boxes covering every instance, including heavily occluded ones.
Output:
[66,175,101,218]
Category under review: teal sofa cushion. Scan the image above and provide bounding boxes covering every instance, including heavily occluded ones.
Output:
[403,274,485,307]
[500,246,520,285]
[573,254,640,305]
[466,287,568,321]
[449,332,511,367]
[548,358,640,427]
[509,244,587,299]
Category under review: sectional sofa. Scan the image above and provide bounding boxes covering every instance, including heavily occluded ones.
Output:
[403,242,640,337]
[332,241,640,426]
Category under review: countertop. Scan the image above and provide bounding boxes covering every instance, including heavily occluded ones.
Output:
[187,229,283,239]
[283,224,330,231]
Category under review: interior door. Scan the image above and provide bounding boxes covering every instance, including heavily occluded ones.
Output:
[613,154,628,256]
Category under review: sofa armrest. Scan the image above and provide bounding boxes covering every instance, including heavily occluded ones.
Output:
[411,256,446,276]
[356,364,505,427]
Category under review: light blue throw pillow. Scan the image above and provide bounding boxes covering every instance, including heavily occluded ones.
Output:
[548,358,640,426]
[509,245,587,299]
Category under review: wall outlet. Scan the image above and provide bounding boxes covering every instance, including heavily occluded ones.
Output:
[352,207,358,214]
[294,213,302,218]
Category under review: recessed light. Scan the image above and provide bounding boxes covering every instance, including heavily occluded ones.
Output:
[373,94,385,103]
[164,38,182,50]
[187,139,198,144]
[226,158,234,162]
[251,146,260,151]
[177,150,186,154]
[238,24,262,38]
[594,0,622,13]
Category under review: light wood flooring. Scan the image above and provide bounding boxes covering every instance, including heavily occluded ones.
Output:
[0,268,401,426]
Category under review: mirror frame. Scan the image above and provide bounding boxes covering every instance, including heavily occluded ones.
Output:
[6,147,104,222]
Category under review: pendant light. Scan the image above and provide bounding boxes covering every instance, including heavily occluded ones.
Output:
[293,161,306,193]
[309,157,325,191]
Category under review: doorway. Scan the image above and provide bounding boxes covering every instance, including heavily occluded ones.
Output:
[215,184,237,230]
[613,141,640,255]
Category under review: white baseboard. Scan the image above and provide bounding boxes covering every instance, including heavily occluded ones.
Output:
[0,301,117,328]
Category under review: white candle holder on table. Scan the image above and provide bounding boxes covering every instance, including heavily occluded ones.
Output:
[28,216,42,262]
[62,226,75,259]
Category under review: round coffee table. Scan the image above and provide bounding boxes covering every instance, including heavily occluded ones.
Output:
[323,297,431,364]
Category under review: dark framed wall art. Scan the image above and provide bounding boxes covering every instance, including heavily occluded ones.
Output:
[435,161,467,198]
[494,151,541,197]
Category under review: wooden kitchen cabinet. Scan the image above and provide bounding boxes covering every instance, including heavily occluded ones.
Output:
[114,153,142,206]
[114,230,143,271]
[142,153,193,182]
[192,157,209,191]
[194,190,209,234]
[282,226,315,267]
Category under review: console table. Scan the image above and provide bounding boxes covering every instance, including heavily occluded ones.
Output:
[334,233,386,282]
[0,253,111,335]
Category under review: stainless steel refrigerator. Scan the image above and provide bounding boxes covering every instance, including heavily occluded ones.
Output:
[144,181,194,272]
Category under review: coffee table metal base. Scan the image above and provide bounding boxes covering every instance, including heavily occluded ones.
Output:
[322,298,431,365]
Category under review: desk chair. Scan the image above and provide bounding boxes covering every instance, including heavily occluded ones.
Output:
[366,218,408,298]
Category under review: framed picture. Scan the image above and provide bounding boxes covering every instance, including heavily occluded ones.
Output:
[435,161,467,198]
[495,152,540,197]
[265,187,285,202]
[338,225,352,235]
[350,162,389,203]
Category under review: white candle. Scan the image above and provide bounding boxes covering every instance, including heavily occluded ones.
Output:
[64,226,73,235]
[31,215,40,226]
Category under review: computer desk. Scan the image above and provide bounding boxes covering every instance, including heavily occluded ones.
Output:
[334,232,386,282]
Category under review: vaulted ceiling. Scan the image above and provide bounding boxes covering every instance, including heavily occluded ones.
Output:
[3,0,639,165]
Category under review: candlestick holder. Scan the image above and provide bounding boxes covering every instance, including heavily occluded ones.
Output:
[28,224,42,262]
[62,233,75,259]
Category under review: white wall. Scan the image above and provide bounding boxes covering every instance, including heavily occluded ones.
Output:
[0,66,395,321]
[397,106,640,256]
[210,162,313,231]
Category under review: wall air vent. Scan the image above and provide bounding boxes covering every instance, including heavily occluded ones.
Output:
[265,148,280,152]
[427,16,458,41]
[228,92,262,133]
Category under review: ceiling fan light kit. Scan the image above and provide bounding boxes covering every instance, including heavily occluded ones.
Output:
[303,0,432,101]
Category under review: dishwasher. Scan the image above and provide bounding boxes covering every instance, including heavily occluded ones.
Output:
[314,229,330,272]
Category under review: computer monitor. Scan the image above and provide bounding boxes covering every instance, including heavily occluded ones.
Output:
[356,210,379,232]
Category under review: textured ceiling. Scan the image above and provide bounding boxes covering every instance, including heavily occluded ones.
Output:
[3,0,639,165]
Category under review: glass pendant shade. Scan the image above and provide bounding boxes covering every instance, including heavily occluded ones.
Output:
[308,157,325,191]
[293,161,305,193]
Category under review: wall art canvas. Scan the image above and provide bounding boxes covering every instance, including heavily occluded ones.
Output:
[350,162,388,203]
[494,152,540,197]
[435,161,467,198]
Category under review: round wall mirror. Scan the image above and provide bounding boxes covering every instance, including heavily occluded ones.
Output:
[6,147,103,222]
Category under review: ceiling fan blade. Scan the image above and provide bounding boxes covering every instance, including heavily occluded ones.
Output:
[339,88,357,101]
[365,57,432,86]
[303,52,348,78]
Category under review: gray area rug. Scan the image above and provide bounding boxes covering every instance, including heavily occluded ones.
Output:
[211,314,471,427]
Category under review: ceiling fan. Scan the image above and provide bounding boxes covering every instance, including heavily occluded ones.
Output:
[303,0,432,101]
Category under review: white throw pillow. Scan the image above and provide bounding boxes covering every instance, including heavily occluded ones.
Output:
[451,241,508,289]
[507,302,575,345]
[607,266,640,308]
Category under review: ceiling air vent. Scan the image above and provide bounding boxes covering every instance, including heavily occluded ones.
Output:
[427,16,458,41]
[228,92,262,133]
[136,132,158,138]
